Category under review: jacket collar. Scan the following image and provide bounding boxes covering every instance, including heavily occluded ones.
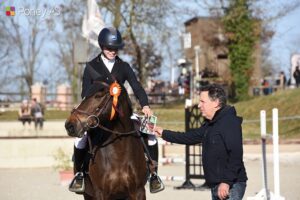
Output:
[207,105,232,124]
[93,54,114,83]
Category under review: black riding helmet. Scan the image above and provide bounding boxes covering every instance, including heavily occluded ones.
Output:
[98,27,124,50]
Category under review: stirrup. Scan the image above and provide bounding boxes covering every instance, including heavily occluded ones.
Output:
[69,172,85,193]
[149,174,165,193]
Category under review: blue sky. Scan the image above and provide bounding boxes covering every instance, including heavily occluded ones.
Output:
[269,4,300,79]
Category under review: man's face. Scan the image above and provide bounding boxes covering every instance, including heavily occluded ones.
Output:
[198,91,220,120]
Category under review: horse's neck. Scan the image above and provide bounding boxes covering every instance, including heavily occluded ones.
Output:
[116,98,134,132]
[114,114,134,132]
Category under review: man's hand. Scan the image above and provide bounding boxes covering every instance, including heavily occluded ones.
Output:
[153,126,163,137]
[142,106,153,117]
[218,182,230,200]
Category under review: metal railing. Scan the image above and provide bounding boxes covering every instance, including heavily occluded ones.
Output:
[0,92,185,112]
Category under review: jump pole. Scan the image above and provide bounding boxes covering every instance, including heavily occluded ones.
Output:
[272,108,284,200]
[261,110,270,200]
[247,109,285,200]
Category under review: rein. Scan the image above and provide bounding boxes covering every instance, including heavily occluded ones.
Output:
[87,121,139,162]
[97,124,137,135]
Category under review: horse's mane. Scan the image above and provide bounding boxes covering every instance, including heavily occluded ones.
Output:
[118,83,133,117]
[84,81,107,98]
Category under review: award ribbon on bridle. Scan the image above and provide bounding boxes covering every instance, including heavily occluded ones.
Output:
[109,81,121,120]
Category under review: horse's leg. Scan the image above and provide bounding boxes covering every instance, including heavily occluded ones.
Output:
[94,189,107,200]
[84,193,96,200]
[83,190,105,200]
[129,188,146,200]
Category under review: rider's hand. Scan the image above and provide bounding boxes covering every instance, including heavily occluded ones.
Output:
[142,105,153,117]
[153,126,163,137]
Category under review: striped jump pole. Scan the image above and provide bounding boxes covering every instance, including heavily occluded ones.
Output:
[158,138,185,165]
[159,157,185,165]
[160,176,185,182]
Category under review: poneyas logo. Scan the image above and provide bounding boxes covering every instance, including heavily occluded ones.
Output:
[6,6,15,16]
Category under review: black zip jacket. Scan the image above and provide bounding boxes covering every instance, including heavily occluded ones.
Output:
[81,54,149,107]
[162,106,248,187]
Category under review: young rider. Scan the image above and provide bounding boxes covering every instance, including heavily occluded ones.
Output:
[69,27,164,194]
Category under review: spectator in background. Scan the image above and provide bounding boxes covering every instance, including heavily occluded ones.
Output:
[293,66,300,88]
[31,98,44,130]
[262,79,270,95]
[18,99,32,128]
[178,73,185,95]
[279,71,286,90]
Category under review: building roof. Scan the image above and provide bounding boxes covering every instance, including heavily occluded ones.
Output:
[184,16,219,26]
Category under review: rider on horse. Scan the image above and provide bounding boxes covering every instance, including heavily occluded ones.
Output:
[69,27,163,194]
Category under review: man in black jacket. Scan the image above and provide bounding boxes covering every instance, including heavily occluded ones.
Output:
[293,66,300,88]
[69,27,163,193]
[154,84,247,200]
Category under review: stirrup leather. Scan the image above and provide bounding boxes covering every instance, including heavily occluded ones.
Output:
[149,173,165,193]
[69,172,85,193]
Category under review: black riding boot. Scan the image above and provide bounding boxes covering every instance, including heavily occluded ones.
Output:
[148,141,165,193]
[69,147,86,193]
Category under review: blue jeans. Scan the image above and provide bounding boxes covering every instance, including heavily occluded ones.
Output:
[211,182,246,200]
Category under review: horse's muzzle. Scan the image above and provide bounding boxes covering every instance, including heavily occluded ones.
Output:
[65,121,77,137]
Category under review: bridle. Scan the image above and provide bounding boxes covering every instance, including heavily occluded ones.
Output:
[71,82,137,136]
[71,93,112,131]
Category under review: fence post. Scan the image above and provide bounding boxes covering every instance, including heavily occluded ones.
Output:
[175,104,207,190]
[174,105,195,189]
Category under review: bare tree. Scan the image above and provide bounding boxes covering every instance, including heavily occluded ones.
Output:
[52,0,86,102]
[0,0,55,94]
[0,28,13,91]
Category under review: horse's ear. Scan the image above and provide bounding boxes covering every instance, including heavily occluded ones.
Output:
[85,85,98,98]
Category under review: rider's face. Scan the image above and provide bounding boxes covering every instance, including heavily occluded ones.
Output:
[103,47,118,60]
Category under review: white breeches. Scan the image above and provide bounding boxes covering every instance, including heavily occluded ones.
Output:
[74,132,88,149]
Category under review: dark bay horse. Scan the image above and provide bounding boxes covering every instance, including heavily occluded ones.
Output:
[65,81,147,200]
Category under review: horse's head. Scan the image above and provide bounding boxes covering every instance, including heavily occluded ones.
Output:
[65,81,128,137]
